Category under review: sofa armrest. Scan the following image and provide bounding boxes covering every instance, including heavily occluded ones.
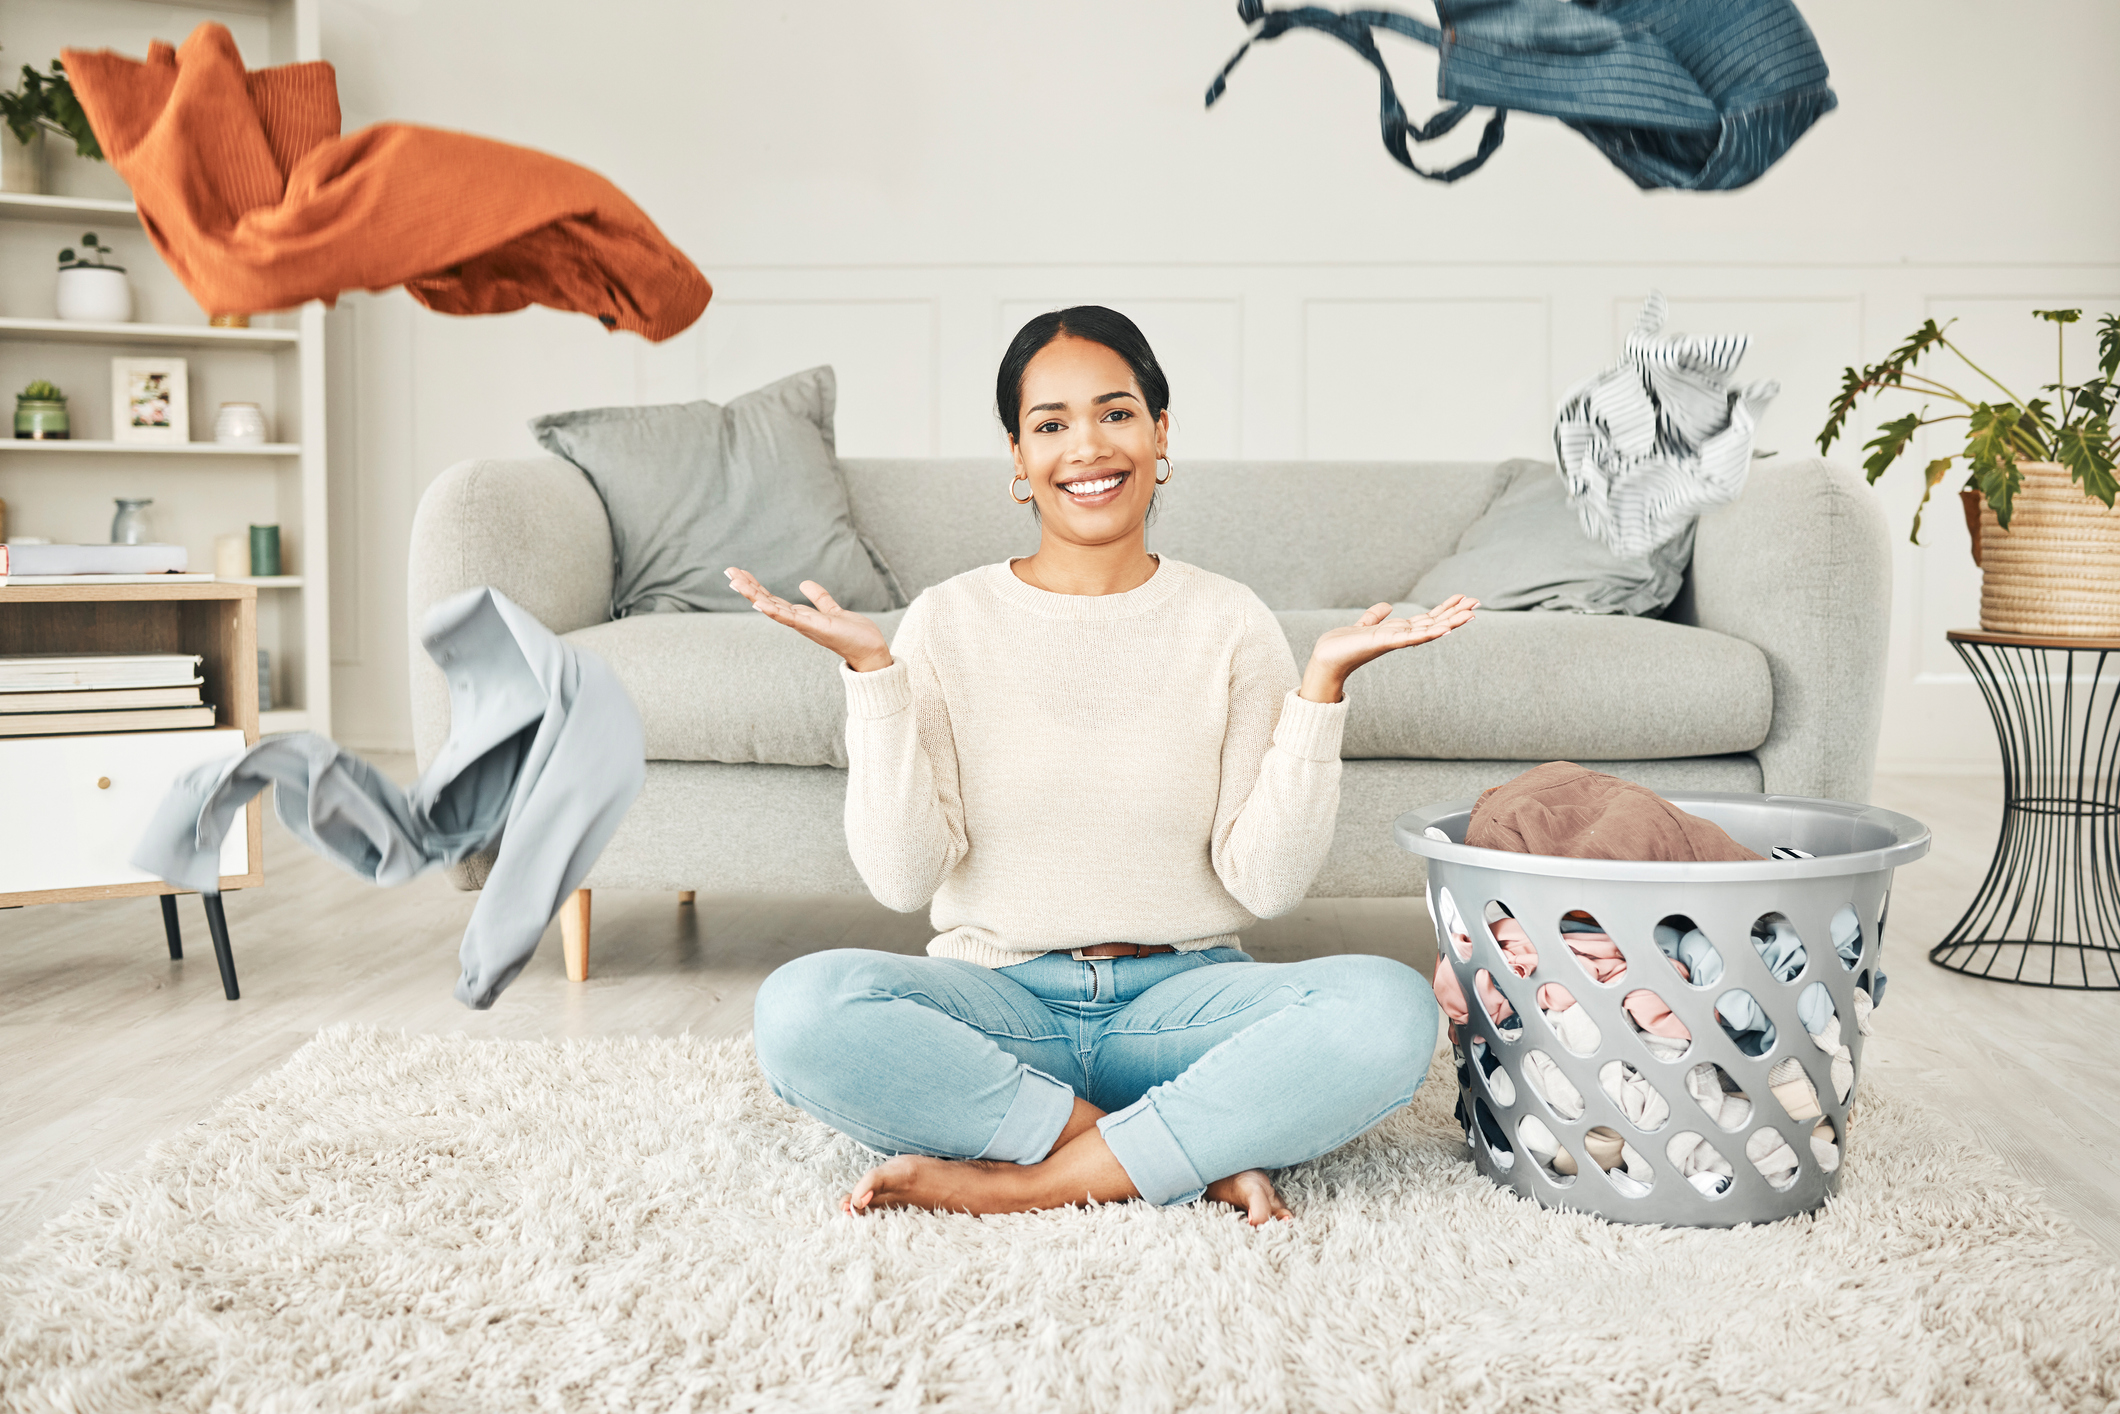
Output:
[1668,458,1890,802]
[407,456,615,770]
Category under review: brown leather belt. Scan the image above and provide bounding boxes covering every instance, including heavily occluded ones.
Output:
[1076,943,1179,959]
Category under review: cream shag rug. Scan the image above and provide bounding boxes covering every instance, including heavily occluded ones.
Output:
[4,1027,2118,1414]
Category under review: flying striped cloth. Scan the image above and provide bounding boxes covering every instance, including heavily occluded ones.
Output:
[1554,291,1779,561]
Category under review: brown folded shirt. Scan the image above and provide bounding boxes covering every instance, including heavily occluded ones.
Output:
[1467,761,1763,862]
[63,23,709,340]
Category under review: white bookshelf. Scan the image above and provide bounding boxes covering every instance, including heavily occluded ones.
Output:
[0,439,301,456]
[0,0,330,736]
[0,315,300,348]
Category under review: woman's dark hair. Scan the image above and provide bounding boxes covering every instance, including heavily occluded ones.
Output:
[995,305,1170,442]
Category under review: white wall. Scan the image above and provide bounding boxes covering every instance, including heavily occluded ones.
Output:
[307,0,2120,765]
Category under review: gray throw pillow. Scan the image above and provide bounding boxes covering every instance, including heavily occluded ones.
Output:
[1409,458,1693,616]
[530,367,901,617]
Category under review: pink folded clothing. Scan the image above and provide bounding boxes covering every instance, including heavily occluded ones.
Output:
[1433,916,1537,1035]
[1493,918,1539,977]
[1433,962,1517,1031]
[1531,979,1692,1042]
[1563,927,1628,984]
[1623,988,1692,1040]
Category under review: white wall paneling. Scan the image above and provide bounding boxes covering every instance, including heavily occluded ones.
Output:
[701,300,940,457]
[1304,297,1550,460]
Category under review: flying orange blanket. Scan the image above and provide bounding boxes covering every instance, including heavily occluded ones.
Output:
[63,24,709,340]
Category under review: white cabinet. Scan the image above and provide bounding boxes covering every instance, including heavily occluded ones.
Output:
[0,726,247,894]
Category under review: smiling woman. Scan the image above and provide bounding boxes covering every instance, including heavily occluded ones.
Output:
[724,306,1477,1227]
[998,304,1172,540]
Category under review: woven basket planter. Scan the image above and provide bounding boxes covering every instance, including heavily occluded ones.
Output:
[1965,462,2120,637]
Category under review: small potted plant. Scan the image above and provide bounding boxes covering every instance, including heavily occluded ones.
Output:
[14,379,68,440]
[55,231,132,323]
[1819,309,2119,637]
[0,56,103,195]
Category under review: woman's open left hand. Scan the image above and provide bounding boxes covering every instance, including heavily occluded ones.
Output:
[1299,594,1477,704]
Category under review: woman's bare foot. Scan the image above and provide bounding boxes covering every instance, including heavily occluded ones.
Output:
[845,1155,1012,1215]
[1204,1169,1292,1225]
[844,1129,1139,1216]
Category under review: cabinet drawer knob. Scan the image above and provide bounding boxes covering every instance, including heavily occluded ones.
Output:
[96,776,111,790]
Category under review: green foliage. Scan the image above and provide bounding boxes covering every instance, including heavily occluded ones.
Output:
[1860,412,1925,484]
[57,231,118,271]
[17,379,63,403]
[1818,320,1950,459]
[0,57,102,160]
[1819,308,2120,543]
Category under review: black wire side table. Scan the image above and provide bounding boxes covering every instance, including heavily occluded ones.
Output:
[1932,630,2120,989]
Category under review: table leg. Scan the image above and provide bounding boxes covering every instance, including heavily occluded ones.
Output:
[202,894,240,1001]
[1932,639,2120,988]
[160,893,183,959]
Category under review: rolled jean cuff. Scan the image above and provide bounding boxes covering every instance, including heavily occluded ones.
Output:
[1098,1096,1208,1206]
[975,1065,1076,1165]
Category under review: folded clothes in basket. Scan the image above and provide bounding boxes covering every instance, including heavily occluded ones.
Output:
[1433,762,1885,1194]
[1466,761,1763,861]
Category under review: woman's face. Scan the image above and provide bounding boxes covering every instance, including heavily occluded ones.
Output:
[1010,335,1168,546]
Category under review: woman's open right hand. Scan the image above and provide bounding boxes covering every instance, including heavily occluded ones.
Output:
[725,568,893,673]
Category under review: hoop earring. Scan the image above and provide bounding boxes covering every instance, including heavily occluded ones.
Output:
[1009,472,1035,504]
[1156,457,1174,485]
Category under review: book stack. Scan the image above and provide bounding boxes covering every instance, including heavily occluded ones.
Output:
[0,654,215,737]
[0,543,201,586]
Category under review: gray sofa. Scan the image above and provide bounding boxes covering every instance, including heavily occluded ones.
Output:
[408,456,1889,970]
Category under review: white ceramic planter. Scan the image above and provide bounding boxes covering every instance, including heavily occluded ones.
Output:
[213,402,269,446]
[55,265,134,323]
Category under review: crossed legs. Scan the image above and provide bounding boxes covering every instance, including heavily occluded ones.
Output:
[752,948,1438,1223]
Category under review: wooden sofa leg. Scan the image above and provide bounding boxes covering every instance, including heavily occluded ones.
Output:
[561,888,591,982]
[678,890,695,906]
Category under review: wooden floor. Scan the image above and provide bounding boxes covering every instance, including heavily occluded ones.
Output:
[3,766,2116,1265]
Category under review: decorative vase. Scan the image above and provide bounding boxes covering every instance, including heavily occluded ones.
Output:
[248,523,281,577]
[55,265,133,323]
[213,402,268,446]
[111,498,153,545]
[0,130,42,193]
[1973,461,2120,637]
[14,398,68,440]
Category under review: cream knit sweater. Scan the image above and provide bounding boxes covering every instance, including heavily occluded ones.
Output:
[840,557,1348,968]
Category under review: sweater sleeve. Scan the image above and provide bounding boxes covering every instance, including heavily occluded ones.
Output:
[1209,597,1347,919]
[841,601,967,913]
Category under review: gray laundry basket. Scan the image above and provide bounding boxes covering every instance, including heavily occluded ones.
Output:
[1396,791,1929,1227]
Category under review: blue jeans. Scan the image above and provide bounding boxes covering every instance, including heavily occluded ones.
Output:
[752,947,1439,1206]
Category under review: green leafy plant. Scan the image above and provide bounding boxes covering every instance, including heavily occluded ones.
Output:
[0,56,102,159]
[17,379,64,403]
[58,231,120,271]
[1818,309,2120,542]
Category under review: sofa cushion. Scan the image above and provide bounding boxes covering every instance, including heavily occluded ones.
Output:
[1280,607,1772,761]
[566,610,907,768]
[1408,458,1694,617]
[531,367,900,618]
[570,601,1769,768]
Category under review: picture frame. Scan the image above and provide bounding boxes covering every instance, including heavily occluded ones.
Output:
[110,356,189,445]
